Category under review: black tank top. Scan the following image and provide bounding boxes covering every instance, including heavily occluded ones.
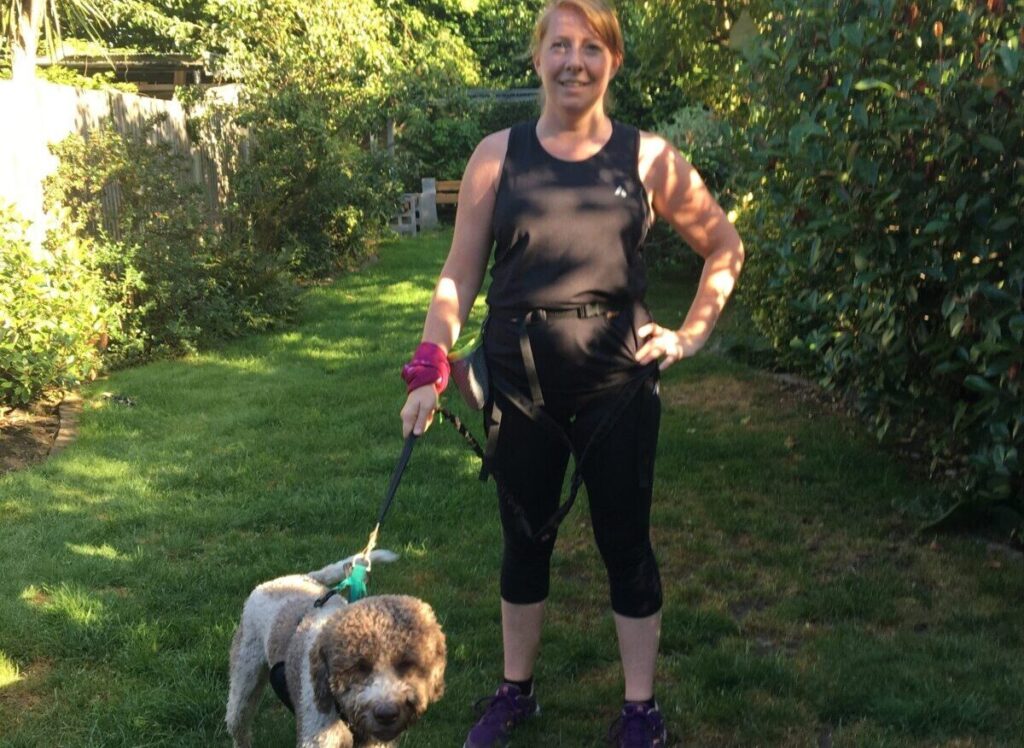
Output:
[487,120,651,312]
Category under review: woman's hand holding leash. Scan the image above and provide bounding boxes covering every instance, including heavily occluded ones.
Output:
[401,385,439,437]
[635,322,704,371]
[401,341,450,436]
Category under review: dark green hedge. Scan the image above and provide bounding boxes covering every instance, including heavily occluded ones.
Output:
[735,0,1022,521]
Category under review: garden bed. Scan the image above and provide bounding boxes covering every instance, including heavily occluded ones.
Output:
[0,391,62,474]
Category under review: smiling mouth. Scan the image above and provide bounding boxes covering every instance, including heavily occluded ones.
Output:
[559,80,589,87]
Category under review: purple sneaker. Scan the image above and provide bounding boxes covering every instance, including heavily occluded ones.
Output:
[463,683,540,748]
[607,701,669,747]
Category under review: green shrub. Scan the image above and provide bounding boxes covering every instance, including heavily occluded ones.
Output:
[45,121,296,367]
[230,88,404,278]
[207,0,481,278]
[735,0,1023,520]
[37,65,138,93]
[396,96,541,189]
[0,207,107,406]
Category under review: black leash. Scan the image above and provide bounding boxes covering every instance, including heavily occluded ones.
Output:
[313,433,419,608]
[378,433,419,525]
[437,406,484,459]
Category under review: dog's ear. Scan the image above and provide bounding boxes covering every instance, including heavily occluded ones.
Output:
[309,642,337,715]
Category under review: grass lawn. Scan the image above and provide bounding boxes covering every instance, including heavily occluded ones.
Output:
[1,230,1022,747]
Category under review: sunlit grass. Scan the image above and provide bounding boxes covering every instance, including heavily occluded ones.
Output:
[0,229,1021,746]
[0,652,20,688]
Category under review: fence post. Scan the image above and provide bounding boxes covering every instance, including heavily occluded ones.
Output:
[419,177,438,230]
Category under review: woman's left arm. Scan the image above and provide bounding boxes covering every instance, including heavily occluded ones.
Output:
[634,132,745,371]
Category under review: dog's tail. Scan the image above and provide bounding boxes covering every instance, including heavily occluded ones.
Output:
[307,549,399,586]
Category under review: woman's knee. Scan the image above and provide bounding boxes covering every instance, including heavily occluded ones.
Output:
[603,542,663,617]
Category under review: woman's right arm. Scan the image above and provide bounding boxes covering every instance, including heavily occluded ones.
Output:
[400,130,509,437]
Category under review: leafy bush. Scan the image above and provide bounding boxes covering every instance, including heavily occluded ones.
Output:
[397,96,485,185]
[37,65,138,93]
[0,206,107,406]
[735,0,1023,520]
[45,121,296,367]
[396,95,540,189]
[206,0,482,277]
[229,88,404,278]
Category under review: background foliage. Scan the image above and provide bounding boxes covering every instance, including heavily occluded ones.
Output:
[202,0,482,277]
[4,0,1022,527]
[0,206,107,405]
[45,121,296,368]
[732,0,1023,522]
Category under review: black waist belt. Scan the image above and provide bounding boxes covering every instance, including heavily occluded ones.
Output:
[492,301,624,324]
[495,302,624,408]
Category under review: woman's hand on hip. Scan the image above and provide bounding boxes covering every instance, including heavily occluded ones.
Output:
[401,385,439,437]
[635,322,703,371]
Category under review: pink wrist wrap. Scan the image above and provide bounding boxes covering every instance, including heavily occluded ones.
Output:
[401,342,450,395]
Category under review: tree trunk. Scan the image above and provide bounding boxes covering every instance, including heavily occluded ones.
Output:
[11,0,44,83]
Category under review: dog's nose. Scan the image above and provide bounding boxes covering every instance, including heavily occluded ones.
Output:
[374,702,401,725]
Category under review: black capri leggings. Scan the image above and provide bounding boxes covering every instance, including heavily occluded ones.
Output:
[483,309,663,618]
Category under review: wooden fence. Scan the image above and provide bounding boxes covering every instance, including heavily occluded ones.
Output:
[0,79,240,235]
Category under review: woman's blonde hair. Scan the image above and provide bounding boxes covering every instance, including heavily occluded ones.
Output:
[530,0,625,66]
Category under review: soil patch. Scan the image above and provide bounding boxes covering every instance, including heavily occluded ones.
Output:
[0,391,79,475]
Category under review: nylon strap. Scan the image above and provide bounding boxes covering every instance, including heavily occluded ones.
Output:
[485,364,656,545]
[519,313,545,408]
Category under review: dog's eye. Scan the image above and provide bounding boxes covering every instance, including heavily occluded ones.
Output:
[394,658,417,676]
[355,658,373,675]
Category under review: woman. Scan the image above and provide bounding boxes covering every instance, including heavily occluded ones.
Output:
[400,1,744,746]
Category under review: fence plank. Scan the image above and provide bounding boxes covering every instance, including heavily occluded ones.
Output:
[0,79,238,230]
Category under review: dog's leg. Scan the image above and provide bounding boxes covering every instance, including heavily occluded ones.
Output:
[226,618,270,748]
[307,549,399,587]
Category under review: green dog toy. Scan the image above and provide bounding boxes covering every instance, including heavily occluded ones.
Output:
[336,559,370,602]
[314,556,371,607]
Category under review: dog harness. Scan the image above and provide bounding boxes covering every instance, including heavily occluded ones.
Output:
[269,662,294,712]
[269,660,349,721]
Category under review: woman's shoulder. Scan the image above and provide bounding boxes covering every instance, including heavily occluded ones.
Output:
[612,121,675,159]
[635,129,697,195]
[637,129,691,170]
[636,128,673,155]
[476,119,538,156]
[462,128,516,189]
[476,127,513,158]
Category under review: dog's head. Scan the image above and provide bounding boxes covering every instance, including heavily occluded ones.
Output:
[311,594,446,744]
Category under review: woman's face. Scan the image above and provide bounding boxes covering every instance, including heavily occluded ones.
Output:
[534,6,620,116]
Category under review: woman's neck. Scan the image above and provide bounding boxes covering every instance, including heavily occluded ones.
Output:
[537,107,611,139]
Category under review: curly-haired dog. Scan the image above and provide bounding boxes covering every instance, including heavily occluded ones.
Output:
[226,551,446,748]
